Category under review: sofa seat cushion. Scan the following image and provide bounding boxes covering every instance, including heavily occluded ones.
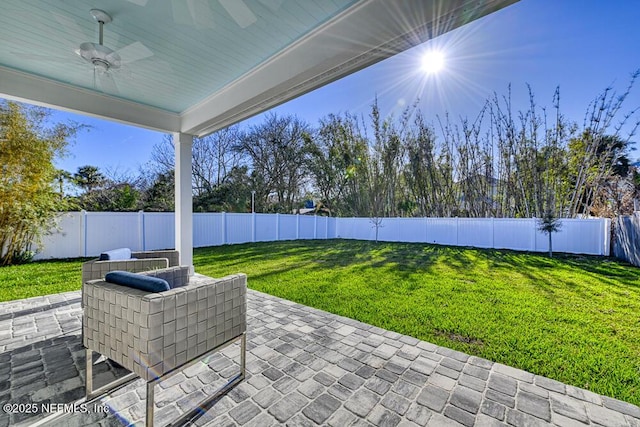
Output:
[105,271,170,292]
[99,248,132,261]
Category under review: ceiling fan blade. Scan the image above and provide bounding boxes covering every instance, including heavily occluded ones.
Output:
[116,41,154,64]
[188,0,216,30]
[172,0,215,30]
[123,0,149,5]
[97,70,119,94]
[218,0,257,28]
[257,0,284,12]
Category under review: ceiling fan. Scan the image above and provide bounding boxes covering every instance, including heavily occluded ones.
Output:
[13,9,155,95]
[76,9,136,94]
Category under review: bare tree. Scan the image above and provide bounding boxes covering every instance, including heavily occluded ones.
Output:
[567,71,639,217]
[235,114,310,213]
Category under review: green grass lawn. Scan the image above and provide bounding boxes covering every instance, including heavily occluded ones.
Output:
[0,258,88,301]
[1,239,639,405]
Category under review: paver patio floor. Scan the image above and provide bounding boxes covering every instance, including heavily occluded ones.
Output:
[1,289,639,427]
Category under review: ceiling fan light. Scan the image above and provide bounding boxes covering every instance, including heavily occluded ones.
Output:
[93,60,109,73]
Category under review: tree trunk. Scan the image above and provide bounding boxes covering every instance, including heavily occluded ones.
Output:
[548,232,553,258]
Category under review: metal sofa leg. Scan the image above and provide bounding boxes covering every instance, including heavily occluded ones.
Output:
[241,333,246,379]
[162,333,247,426]
[146,381,155,427]
[84,349,138,401]
[85,349,93,397]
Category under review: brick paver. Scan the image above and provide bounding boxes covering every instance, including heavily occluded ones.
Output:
[0,289,638,426]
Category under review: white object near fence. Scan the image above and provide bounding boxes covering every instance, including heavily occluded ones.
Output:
[35,212,611,260]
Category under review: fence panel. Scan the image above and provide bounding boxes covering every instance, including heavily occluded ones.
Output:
[458,218,493,248]
[337,218,374,240]
[225,213,253,244]
[493,219,534,251]
[255,214,277,242]
[278,215,297,240]
[299,216,316,239]
[377,218,400,242]
[37,212,84,259]
[143,213,174,250]
[85,212,141,255]
[425,218,457,246]
[395,218,427,243]
[193,213,223,247]
[553,219,607,255]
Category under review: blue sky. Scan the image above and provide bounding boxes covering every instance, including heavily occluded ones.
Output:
[38,0,640,174]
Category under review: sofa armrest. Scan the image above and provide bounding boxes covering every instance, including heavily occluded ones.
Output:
[132,250,180,267]
[81,258,169,284]
[83,273,247,382]
[140,266,190,288]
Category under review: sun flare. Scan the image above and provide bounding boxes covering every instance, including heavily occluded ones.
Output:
[421,50,445,74]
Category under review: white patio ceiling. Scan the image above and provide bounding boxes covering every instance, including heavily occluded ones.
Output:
[0,0,517,138]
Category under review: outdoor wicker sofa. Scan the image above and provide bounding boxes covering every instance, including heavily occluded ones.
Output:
[82,268,247,426]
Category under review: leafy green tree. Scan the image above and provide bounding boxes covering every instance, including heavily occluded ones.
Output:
[193,166,252,212]
[55,169,74,200]
[305,113,369,216]
[141,171,174,212]
[73,165,105,192]
[106,184,139,211]
[0,101,82,265]
[71,166,142,212]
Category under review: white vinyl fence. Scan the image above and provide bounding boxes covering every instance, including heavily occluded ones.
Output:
[35,211,610,260]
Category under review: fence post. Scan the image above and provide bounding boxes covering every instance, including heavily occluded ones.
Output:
[327,216,330,239]
[296,214,300,240]
[276,213,280,240]
[491,217,495,249]
[252,212,256,242]
[603,218,611,256]
[456,217,459,246]
[138,210,145,251]
[532,218,537,252]
[222,212,227,245]
[79,210,87,257]
[314,215,317,239]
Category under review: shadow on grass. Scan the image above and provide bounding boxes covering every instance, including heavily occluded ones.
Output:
[195,239,479,278]
[490,250,640,300]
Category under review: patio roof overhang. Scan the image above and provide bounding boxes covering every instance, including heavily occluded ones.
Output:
[0,0,518,269]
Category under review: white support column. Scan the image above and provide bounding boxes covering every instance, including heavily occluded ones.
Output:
[174,132,194,274]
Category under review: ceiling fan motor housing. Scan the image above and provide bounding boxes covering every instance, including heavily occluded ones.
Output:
[79,42,121,71]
